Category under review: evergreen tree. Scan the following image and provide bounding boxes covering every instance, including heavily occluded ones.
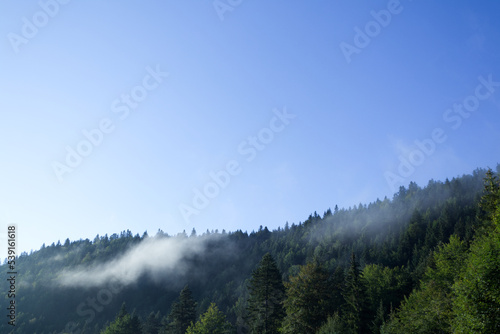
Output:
[477,169,500,230]
[246,253,285,334]
[331,265,345,311]
[282,262,332,334]
[186,303,231,334]
[452,230,500,333]
[370,300,385,334]
[0,166,495,334]
[342,253,368,334]
[166,285,197,334]
[142,311,161,334]
[316,312,345,334]
[383,235,468,333]
[101,303,142,334]
[453,184,500,333]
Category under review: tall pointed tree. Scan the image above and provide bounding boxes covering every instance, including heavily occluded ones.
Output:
[478,169,500,229]
[101,303,142,334]
[166,285,197,334]
[186,303,231,334]
[282,262,333,334]
[142,311,161,334]
[246,253,285,334]
[342,253,369,334]
[453,179,500,333]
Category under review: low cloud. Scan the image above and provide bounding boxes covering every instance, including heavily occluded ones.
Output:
[57,235,217,288]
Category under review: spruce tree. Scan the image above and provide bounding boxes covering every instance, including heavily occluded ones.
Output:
[186,303,231,334]
[478,169,500,226]
[246,253,285,334]
[282,262,332,334]
[101,303,142,334]
[166,285,197,334]
[342,253,368,334]
[453,180,500,333]
[142,311,161,334]
[370,300,385,334]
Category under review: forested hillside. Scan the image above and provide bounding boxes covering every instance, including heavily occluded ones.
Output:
[2,166,499,333]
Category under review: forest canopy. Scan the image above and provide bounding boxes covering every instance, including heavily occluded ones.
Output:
[1,166,499,333]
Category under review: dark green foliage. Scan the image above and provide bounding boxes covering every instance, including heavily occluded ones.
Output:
[142,311,161,334]
[186,303,231,334]
[0,166,498,333]
[282,262,333,333]
[382,235,468,333]
[316,312,345,334]
[479,169,500,218]
[101,303,142,334]
[452,199,500,333]
[371,300,385,334]
[330,266,346,311]
[477,169,500,234]
[342,253,369,334]
[362,264,411,318]
[246,253,285,334]
[384,170,500,334]
[165,285,197,334]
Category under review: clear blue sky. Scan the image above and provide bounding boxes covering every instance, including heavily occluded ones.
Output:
[1,0,500,254]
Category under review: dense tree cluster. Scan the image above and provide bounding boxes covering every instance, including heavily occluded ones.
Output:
[165,285,197,334]
[1,166,499,333]
[246,253,285,334]
[383,169,500,333]
[101,304,141,334]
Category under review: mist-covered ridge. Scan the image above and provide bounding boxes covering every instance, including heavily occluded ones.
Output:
[1,166,498,333]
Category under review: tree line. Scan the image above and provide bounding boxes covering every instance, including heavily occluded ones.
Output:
[1,166,498,333]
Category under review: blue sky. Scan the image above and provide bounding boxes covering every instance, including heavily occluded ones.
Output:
[1,0,500,254]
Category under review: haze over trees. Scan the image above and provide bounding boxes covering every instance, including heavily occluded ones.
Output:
[1,165,499,333]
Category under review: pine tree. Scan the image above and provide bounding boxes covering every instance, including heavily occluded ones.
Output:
[186,303,231,334]
[478,169,500,227]
[316,312,345,334]
[142,311,161,334]
[331,265,345,311]
[370,300,385,334]
[101,303,142,334]
[453,181,500,333]
[166,285,197,334]
[382,236,468,333]
[342,253,368,334]
[246,253,285,334]
[282,262,333,334]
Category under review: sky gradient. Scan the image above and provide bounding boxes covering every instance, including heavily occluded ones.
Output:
[1,0,500,254]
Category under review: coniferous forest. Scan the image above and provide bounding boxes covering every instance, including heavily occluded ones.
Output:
[2,165,500,333]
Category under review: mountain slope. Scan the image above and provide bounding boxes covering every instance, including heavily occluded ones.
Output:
[0,166,497,334]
